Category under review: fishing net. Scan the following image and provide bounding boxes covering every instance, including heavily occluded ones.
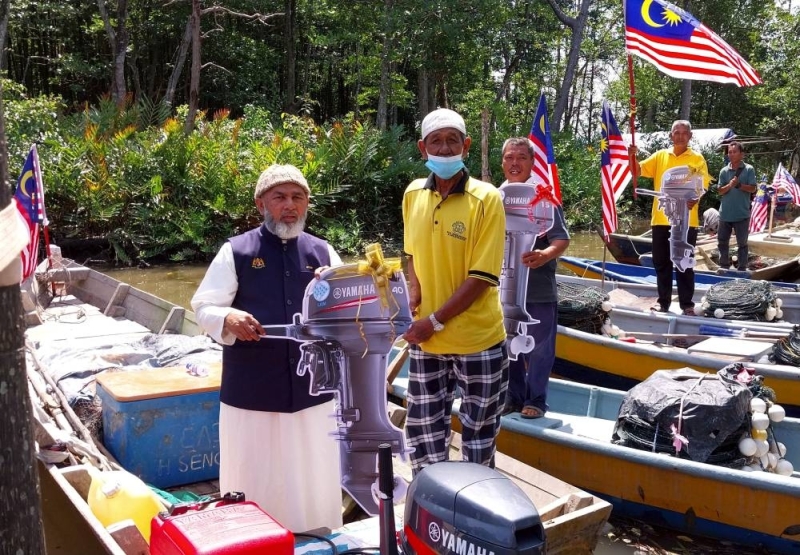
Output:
[557,282,609,334]
[700,279,778,321]
[72,396,104,439]
[706,248,787,272]
[613,415,747,468]
[770,325,800,367]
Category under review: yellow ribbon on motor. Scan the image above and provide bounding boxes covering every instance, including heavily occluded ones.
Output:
[357,243,401,313]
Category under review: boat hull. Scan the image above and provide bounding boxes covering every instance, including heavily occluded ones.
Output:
[490,419,800,554]
[559,256,800,290]
[554,325,800,417]
[391,366,800,553]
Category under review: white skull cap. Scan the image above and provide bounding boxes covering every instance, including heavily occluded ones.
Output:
[421,108,466,140]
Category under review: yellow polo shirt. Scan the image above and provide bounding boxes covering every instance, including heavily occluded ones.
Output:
[639,147,710,227]
[402,173,506,355]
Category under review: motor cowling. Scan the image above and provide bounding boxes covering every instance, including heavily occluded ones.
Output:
[400,462,545,555]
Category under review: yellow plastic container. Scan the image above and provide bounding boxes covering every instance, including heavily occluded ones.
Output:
[87,469,163,543]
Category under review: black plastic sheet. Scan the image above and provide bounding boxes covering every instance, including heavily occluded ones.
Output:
[613,366,752,463]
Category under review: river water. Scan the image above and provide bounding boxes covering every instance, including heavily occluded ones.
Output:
[101,231,614,310]
[99,231,745,554]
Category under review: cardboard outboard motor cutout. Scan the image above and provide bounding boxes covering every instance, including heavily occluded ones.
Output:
[259,244,412,515]
[635,165,705,272]
[498,180,556,360]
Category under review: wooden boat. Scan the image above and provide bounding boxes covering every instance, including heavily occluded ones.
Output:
[389,373,800,554]
[602,228,800,282]
[749,222,800,259]
[559,256,800,290]
[551,305,800,417]
[600,229,718,266]
[24,260,610,554]
[557,273,800,323]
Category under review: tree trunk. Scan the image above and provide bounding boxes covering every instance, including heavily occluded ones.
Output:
[184,0,200,135]
[283,0,296,113]
[545,0,592,133]
[0,6,8,70]
[376,0,394,131]
[0,63,46,554]
[96,0,128,106]
[679,79,692,120]
[164,17,193,108]
[113,0,129,106]
[417,67,436,119]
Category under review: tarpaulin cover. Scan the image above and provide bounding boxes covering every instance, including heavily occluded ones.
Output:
[613,366,752,463]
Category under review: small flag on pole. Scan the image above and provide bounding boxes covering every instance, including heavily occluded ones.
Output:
[528,94,562,203]
[599,101,632,238]
[749,182,769,233]
[13,145,46,280]
[772,163,800,205]
[624,0,761,87]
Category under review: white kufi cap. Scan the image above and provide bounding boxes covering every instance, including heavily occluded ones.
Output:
[421,108,466,140]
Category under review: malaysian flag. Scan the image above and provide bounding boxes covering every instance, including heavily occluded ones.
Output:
[13,145,47,279]
[624,0,761,87]
[528,93,562,203]
[600,101,632,238]
[772,163,800,205]
[749,182,769,233]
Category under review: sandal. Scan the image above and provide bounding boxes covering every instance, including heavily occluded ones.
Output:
[650,304,667,313]
[501,403,522,416]
[520,406,545,419]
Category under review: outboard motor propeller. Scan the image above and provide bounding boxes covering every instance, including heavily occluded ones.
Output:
[498,182,555,360]
[260,244,413,515]
[635,165,705,272]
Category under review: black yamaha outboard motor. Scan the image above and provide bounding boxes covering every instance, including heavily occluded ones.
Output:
[260,244,413,515]
[399,462,545,555]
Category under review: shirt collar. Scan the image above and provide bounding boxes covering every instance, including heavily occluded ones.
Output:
[423,169,470,194]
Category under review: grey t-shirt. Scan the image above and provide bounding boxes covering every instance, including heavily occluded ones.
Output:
[718,162,756,222]
[526,205,570,304]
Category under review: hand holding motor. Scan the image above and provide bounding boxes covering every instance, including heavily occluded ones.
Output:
[224,310,265,342]
[522,249,550,270]
[402,316,435,345]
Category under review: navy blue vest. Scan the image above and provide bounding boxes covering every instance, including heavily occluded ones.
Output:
[222,225,332,412]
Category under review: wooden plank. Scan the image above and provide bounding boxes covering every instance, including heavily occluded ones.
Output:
[107,521,149,555]
[159,306,186,334]
[104,284,131,316]
[96,363,222,401]
[42,463,127,555]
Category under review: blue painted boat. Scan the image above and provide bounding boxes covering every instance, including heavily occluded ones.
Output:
[390,368,800,553]
[559,256,800,291]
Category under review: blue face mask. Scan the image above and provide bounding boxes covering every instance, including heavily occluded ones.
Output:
[425,153,465,179]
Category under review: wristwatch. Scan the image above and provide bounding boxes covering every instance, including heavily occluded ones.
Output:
[429,313,445,332]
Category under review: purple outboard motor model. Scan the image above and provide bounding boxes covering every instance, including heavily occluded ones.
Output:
[498,182,555,360]
[260,245,413,515]
[635,165,705,272]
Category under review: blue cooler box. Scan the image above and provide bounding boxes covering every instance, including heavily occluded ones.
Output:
[96,364,221,488]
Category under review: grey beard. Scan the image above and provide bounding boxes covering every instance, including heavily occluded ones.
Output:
[264,212,306,240]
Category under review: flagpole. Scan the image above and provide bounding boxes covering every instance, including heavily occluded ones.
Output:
[626,54,638,200]
[768,190,776,238]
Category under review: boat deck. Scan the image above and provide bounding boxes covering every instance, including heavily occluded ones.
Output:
[29,290,611,554]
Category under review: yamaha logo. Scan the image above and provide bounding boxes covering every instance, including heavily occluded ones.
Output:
[428,522,441,542]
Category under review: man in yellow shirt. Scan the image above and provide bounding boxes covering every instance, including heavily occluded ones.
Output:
[402,108,508,474]
[628,120,710,315]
